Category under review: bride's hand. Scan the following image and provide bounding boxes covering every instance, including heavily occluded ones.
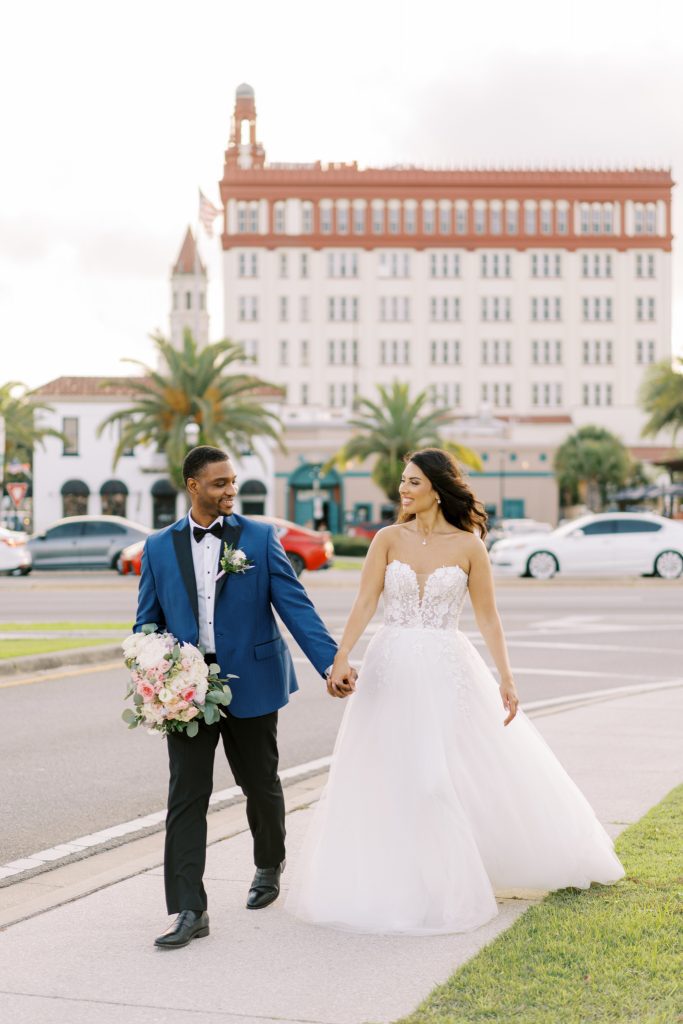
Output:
[500,679,520,726]
[327,654,356,698]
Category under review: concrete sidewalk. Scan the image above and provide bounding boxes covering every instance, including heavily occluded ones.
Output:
[0,686,681,1024]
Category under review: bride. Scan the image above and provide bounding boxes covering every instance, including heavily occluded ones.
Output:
[286,448,624,935]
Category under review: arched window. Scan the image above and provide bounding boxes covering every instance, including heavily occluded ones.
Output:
[61,479,89,518]
[100,479,128,518]
[151,479,178,529]
[240,479,267,516]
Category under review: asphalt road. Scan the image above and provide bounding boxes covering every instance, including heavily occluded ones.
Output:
[1,570,681,864]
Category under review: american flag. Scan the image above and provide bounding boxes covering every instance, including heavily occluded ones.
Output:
[198,189,222,237]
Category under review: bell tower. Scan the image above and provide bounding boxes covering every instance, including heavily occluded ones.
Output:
[170,227,209,350]
[224,83,265,170]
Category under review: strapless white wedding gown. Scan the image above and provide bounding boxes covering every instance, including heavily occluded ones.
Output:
[286,560,624,935]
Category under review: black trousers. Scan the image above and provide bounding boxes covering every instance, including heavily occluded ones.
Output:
[164,670,285,913]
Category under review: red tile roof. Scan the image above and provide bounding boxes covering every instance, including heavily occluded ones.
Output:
[31,376,149,397]
[173,227,205,275]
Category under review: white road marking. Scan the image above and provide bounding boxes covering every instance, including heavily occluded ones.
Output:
[1,679,681,884]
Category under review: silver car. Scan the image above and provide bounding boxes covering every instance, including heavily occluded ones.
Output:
[28,516,152,570]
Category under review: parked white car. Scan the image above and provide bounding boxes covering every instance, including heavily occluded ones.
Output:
[485,517,553,550]
[0,528,32,576]
[489,511,683,579]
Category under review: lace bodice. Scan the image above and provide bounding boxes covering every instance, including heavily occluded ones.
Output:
[383,560,468,631]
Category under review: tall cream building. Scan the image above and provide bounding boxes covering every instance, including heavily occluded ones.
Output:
[216,84,674,530]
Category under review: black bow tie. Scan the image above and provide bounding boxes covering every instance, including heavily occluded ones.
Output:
[192,521,223,543]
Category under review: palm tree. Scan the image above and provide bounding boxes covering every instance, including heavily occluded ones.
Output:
[0,381,63,477]
[554,425,632,511]
[327,382,482,503]
[639,357,683,447]
[97,330,285,490]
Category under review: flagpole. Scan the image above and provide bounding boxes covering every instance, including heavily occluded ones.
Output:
[194,190,201,346]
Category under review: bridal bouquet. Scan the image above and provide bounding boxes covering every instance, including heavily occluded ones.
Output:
[121,624,234,737]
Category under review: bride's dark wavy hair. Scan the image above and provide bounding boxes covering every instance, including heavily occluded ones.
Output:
[396,448,488,540]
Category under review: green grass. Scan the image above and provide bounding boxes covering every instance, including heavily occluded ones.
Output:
[0,638,118,659]
[328,558,364,571]
[398,785,683,1024]
[0,622,129,632]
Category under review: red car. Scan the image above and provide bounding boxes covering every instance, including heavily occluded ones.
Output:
[117,516,334,578]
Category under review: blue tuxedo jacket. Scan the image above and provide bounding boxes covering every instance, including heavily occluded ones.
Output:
[134,513,338,718]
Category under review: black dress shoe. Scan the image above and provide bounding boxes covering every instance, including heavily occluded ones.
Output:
[246,860,285,910]
[154,910,209,949]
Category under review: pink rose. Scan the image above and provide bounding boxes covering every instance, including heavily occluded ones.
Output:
[181,687,196,702]
[136,681,156,702]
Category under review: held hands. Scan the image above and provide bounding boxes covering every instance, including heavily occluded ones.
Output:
[499,678,520,726]
[326,653,357,699]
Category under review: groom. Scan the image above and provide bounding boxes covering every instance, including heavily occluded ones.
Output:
[134,445,355,949]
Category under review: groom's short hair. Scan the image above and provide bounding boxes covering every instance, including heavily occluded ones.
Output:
[182,445,230,485]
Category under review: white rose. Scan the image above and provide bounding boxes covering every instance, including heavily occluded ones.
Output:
[136,634,172,671]
[233,549,247,563]
[122,633,145,660]
[157,687,174,704]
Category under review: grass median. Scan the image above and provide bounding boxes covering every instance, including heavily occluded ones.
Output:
[399,784,682,1024]
[0,622,129,632]
[0,638,118,659]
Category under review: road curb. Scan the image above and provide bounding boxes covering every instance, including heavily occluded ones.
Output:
[0,644,122,678]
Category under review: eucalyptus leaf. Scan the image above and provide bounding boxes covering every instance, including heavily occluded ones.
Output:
[122,708,137,724]
[133,693,143,706]
[208,662,220,675]
[186,720,199,738]
[141,623,157,634]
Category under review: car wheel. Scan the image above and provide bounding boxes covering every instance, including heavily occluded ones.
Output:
[287,553,305,577]
[111,551,123,570]
[526,551,558,580]
[654,550,683,580]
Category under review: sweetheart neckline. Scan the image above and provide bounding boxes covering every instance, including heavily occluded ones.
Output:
[386,559,468,583]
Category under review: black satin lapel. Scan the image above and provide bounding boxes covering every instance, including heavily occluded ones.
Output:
[172,527,199,623]
[215,520,243,602]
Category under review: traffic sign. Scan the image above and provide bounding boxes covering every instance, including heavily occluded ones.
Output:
[6,482,28,507]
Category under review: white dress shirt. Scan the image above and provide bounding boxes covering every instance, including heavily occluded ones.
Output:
[188,512,223,654]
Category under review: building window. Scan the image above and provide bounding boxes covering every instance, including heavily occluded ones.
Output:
[328,296,359,322]
[582,339,613,365]
[430,252,460,278]
[422,202,435,234]
[506,202,518,234]
[474,204,486,234]
[388,205,401,234]
[636,339,656,364]
[540,202,553,234]
[372,202,385,234]
[237,339,258,362]
[185,291,192,310]
[481,296,512,322]
[430,339,461,365]
[337,203,349,234]
[581,252,612,278]
[300,382,309,405]
[430,296,461,322]
[429,382,461,408]
[238,252,258,278]
[404,204,416,234]
[531,297,562,322]
[556,203,569,234]
[481,253,511,278]
[100,480,128,517]
[299,296,310,322]
[300,252,309,278]
[524,203,537,234]
[62,417,79,456]
[636,297,656,321]
[328,382,353,408]
[300,339,310,366]
[238,296,258,321]
[531,252,562,278]
[531,382,563,407]
[302,201,313,233]
[237,203,248,233]
[279,296,288,321]
[582,296,613,322]
[490,204,502,235]
[353,204,366,234]
[481,382,512,408]
[327,339,358,366]
[481,339,512,365]
[328,251,359,278]
[455,203,468,234]
[320,205,333,234]
[61,481,89,517]
[278,253,288,278]
[636,253,655,278]
[379,251,411,278]
[279,340,288,365]
[439,203,451,234]
[273,202,286,233]
[379,339,411,365]
[379,296,411,322]
[531,339,562,365]
[582,382,613,406]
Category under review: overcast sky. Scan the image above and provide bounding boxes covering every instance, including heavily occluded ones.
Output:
[1,0,682,389]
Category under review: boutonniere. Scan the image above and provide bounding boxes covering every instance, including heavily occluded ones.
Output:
[220,543,255,575]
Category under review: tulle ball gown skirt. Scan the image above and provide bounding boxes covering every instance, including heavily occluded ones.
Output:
[286,621,624,935]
